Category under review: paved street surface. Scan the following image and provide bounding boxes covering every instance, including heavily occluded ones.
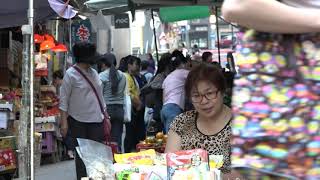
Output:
[35,160,76,180]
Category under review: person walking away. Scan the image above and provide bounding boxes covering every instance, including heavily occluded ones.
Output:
[222,0,320,179]
[59,42,106,180]
[146,53,156,74]
[140,60,154,83]
[161,50,189,133]
[141,53,173,134]
[53,70,74,159]
[201,51,213,63]
[99,53,126,152]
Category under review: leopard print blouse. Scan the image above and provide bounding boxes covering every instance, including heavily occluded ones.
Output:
[169,110,232,173]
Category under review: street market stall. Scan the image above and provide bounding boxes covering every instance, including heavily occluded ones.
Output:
[76,138,222,180]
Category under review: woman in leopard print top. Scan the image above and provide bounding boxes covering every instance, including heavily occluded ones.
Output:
[165,63,232,174]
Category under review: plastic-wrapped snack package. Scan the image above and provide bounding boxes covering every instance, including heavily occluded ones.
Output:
[209,155,224,169]
[113,164,167,180]
[166,149,210,180]
[76,138,114,180]
[114,149,156,165]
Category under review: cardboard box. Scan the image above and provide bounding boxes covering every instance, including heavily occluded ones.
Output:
[0,149,16,172]
[35,122,57,132]
[35,116,57,124]
[0,136,16,150]
[0,103,13,129]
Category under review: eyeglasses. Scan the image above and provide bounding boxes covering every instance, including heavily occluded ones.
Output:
[191,91,219,103]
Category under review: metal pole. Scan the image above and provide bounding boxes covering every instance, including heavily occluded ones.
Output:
[215,6,221,64]
[19,0,34,179]
[151,9,159,62]
[29,0,35,178]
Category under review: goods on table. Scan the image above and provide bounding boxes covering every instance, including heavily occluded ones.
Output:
[166,149,221,180]
[79,138,222,180]
[136,132,167,153]
[0,149,16,172]
[114,149,157,165]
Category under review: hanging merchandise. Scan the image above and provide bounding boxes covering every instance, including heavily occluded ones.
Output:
[34,53,49,77]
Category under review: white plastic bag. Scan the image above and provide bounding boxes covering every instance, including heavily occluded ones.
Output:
[144,107,153,125]
[123,78,131,123]
[76,138,114,180]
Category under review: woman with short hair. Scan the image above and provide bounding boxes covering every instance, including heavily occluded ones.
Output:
[165,64,232,175]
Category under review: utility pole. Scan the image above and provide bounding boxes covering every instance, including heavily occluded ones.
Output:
[19,0,34,179]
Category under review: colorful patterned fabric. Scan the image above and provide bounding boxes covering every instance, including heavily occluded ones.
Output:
[232,29,320,179]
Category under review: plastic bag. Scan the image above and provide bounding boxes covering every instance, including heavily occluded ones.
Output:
[76,138,114,180]
[123,93,131,123]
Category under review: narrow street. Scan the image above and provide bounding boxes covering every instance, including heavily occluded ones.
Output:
[35,160,76,180]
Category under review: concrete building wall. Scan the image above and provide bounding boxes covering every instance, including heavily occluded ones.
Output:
[111,27,131,66]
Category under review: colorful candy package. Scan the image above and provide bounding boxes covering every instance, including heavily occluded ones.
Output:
[114,149,156,165]
[166,149,210,180]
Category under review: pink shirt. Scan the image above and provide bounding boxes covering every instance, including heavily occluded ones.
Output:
[162,69,189,110]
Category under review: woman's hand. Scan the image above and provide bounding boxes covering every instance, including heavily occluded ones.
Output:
[60,120,68,138]
[165,130,182,153]
[222,0,320,33]
[60,110,69,138]
[132,96,142,111]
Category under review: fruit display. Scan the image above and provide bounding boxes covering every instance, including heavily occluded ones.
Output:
[35,85,59,117]
[137,132,167,153]
[143,132,167,146]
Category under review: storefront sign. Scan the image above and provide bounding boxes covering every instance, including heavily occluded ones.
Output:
[71,19,92,44]
[114,14,130,29]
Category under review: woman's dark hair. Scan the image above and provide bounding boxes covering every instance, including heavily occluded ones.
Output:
[100,53,119,94]
[147,53,153,60]
[72,42,97,64]
[53,70,64,80]
[185,63,226,98]
[202,51,212,62]
[141,60,149,71]
[118,55,141,72]
[170,50,187,70]
[118,56,129,72]
[155,53,172,75]
[127,55,141,67]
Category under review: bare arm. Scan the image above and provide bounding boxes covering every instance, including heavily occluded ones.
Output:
[60,110,68,137]
[59,73,72,137]
[222,0,320,33]
[165,130,182,153]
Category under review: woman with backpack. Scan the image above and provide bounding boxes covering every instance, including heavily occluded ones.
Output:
[141,53,173,133]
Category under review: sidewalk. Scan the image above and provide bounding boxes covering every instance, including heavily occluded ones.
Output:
[35,160,76,180]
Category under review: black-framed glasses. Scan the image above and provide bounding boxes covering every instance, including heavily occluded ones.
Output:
[191,91,219,103]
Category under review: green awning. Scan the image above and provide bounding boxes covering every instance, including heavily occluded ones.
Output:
[159,6,211,23]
